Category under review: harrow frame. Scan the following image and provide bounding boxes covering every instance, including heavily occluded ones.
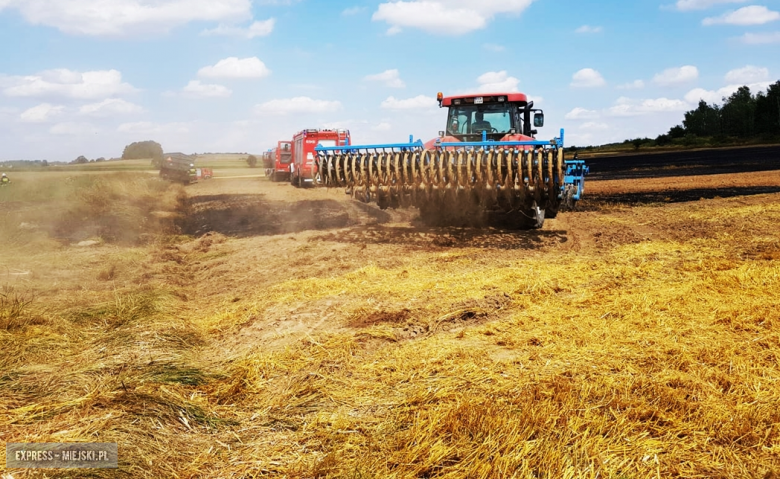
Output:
[314,128,587,228]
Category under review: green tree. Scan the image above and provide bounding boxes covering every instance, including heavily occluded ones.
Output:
[755,81,780,137]
[247,155,258,168]
[668,125,686,139]
[122,140,164,166]
[683,100,721,137]
[720,86,755,138]
[655,133,671,146]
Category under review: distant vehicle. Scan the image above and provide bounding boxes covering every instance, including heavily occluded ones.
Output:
[262,149,274,176]
[291,129,350,187]
[160,154,197,184]
[196,168,213,180]
[267,141,292,182]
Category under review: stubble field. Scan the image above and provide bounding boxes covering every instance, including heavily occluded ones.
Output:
[0,149,779,478]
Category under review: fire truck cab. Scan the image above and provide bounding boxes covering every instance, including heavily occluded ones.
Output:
[291,129,350,187]
[268,141,292,182]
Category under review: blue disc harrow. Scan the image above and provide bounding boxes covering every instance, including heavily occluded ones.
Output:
[315,129,587,228]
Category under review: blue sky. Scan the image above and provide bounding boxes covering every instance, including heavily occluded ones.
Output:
[1,0,779,161]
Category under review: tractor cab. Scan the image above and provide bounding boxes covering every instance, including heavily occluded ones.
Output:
[437,92,544,142]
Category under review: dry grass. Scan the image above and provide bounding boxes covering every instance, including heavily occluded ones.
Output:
[0,171,778,478]
[0,172,184,248]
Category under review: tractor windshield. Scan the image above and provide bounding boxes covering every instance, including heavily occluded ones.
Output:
[446,104,519,137]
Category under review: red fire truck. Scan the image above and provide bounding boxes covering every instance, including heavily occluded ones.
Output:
[267,141,292,182]
[290,129,350,187]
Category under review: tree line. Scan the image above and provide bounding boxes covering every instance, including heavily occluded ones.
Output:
[674,80,780,141]
[575,80,780,151]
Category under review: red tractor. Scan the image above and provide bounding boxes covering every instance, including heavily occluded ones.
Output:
[267,141,292,182]
[291,129,351,187]
[424,92,541,148]
[315,91,588,229]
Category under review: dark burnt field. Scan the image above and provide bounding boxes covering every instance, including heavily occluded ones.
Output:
[584,144,780,180]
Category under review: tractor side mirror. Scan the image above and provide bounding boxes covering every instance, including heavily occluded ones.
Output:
[439,131,445,137]
[533,112,544,128]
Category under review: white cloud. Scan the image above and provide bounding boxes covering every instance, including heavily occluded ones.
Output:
[50,122,98,135]
[617,80,645,90]
[364,69,406,88]
[0,106,19,117]
[198,57,271,79]
[685,81,772,104]
[255,96,342,114]
[20,103,64,123]
[565,107,600,120]
[117,121,190,134]
[673,0,748,11]
[567,132,594,145]
[483,43,505,52]
[725,65,769,84]
[201,19,275,38]
[640,98,690,112]
[372,0,536,35]
[79,98,143,117]
[740,31,780,43]
[570,68,606,88]
[607,97,690,116]
[580,121,609,131]
[0,0,251,36]
[575,25,602,33]
[653,65,699,86]
[380,95,437,110]
[372,122,392,131]
[322,120,356,130]
[477,70,520,92]
[703,6,780,25]
[342,6,366,15]
[685,87,732,104]
[2,69,136,100]
[181,80,232,98]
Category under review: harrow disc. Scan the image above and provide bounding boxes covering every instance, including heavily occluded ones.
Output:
[317,146,571,229]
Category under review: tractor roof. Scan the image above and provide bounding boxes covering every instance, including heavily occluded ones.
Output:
[441,92,528,107]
